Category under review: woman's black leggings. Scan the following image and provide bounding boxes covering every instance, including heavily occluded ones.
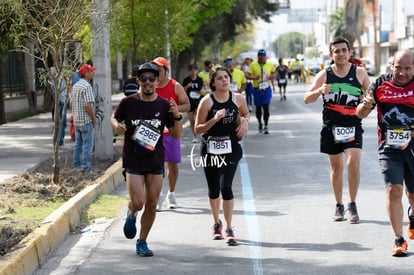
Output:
[201,142,242,200]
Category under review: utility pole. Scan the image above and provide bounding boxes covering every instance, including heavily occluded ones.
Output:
[91,0,113,160]
[367,0,379,74]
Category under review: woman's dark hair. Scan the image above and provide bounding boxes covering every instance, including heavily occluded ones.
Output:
[209,67,232,92]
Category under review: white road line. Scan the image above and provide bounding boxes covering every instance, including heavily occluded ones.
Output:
[240,148,263,275]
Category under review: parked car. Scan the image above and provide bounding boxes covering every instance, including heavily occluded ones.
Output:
[361,58,376,76]
[303,59,321,75]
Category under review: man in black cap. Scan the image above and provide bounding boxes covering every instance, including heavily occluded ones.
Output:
[123,65,140,96]
[111,62,182,257]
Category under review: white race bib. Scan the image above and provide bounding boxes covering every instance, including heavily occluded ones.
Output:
[333,126,356,143]
[207,136,232,155]
[133,122,161,151]
[386,128,412,150]
[230,82,238,92]
[258,81,269,90]
[278,79,286,84]
[189,90,201,99]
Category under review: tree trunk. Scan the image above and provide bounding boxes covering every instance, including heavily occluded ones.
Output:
[16,52,36,115]
[0,64,6,124]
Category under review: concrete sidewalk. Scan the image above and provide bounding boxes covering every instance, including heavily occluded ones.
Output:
[0,93,126,275]
[0,91,192,275]
[0,92,125,183]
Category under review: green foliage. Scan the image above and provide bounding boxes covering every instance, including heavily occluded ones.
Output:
[110,0,235,63]
[0,1,21,53]
[275,32,306,59]
[180,0,278,65]
[328,7,352,43]
[80,194,127,226]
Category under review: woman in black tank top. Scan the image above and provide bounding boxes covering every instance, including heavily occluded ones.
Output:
[194,67,249,245]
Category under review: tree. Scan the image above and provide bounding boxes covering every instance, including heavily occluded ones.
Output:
[344,0,364,51]
[0,2,27,124]
[175,0,279,79]
[328,7,352,42]
[6,0,93,184]
[273,32,306,59]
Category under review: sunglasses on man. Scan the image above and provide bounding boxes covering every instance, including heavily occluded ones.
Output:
[139,75,157,82]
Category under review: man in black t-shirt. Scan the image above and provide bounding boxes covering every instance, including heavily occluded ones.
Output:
[111,63,182,257]
[182,64,203,142]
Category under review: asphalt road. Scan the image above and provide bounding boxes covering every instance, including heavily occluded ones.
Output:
[34,82,414,275]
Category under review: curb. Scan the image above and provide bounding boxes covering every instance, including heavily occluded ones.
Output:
[0,159,124,275]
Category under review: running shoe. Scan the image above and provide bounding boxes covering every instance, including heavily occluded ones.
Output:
[283,95,287,100]
[333,203,345,221]
[166,192,177,209]
[225,228,237,246]
[263,127,269,134]
[407,206,414,239]
[123,209,137,239]
[212,220,223,240]
[258,123,263,134]
[248,105,253,113]
[136,239,154,257]
[391,236,408,257]
[156,191,164,212]
[347,202,359,224]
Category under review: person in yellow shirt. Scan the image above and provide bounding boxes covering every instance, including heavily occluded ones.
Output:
[198,60,214,95]
[247,49,275,134]
[223,58,246,94]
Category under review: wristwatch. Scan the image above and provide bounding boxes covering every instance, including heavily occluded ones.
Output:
[174,114,183,121]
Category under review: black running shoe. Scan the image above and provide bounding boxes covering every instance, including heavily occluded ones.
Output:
[347,202,359,224]
[333,204,345,221]
[407,206,414,240]
[225,228,237,246]
[212,220,223,240]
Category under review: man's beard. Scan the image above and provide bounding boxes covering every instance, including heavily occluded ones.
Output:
[142,89,154,96]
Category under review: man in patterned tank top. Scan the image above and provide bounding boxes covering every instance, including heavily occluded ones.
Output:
[304,37,370,224]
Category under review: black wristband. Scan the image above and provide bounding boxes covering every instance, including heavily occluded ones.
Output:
[174,114,183,121]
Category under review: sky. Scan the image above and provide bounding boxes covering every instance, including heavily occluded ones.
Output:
[254,0,326,49]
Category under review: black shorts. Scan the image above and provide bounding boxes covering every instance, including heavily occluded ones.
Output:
[278,79,287,88]
[379,147,414,193]
[125,167,164,176]
[189,98,201,112]
[320,124,363,155]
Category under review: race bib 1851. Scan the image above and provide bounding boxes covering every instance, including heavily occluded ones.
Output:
[207,136,232,155]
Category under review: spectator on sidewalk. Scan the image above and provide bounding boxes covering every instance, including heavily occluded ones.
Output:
[71,63,97,173]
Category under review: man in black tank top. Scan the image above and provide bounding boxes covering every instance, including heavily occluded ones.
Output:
[304,37,370,224]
